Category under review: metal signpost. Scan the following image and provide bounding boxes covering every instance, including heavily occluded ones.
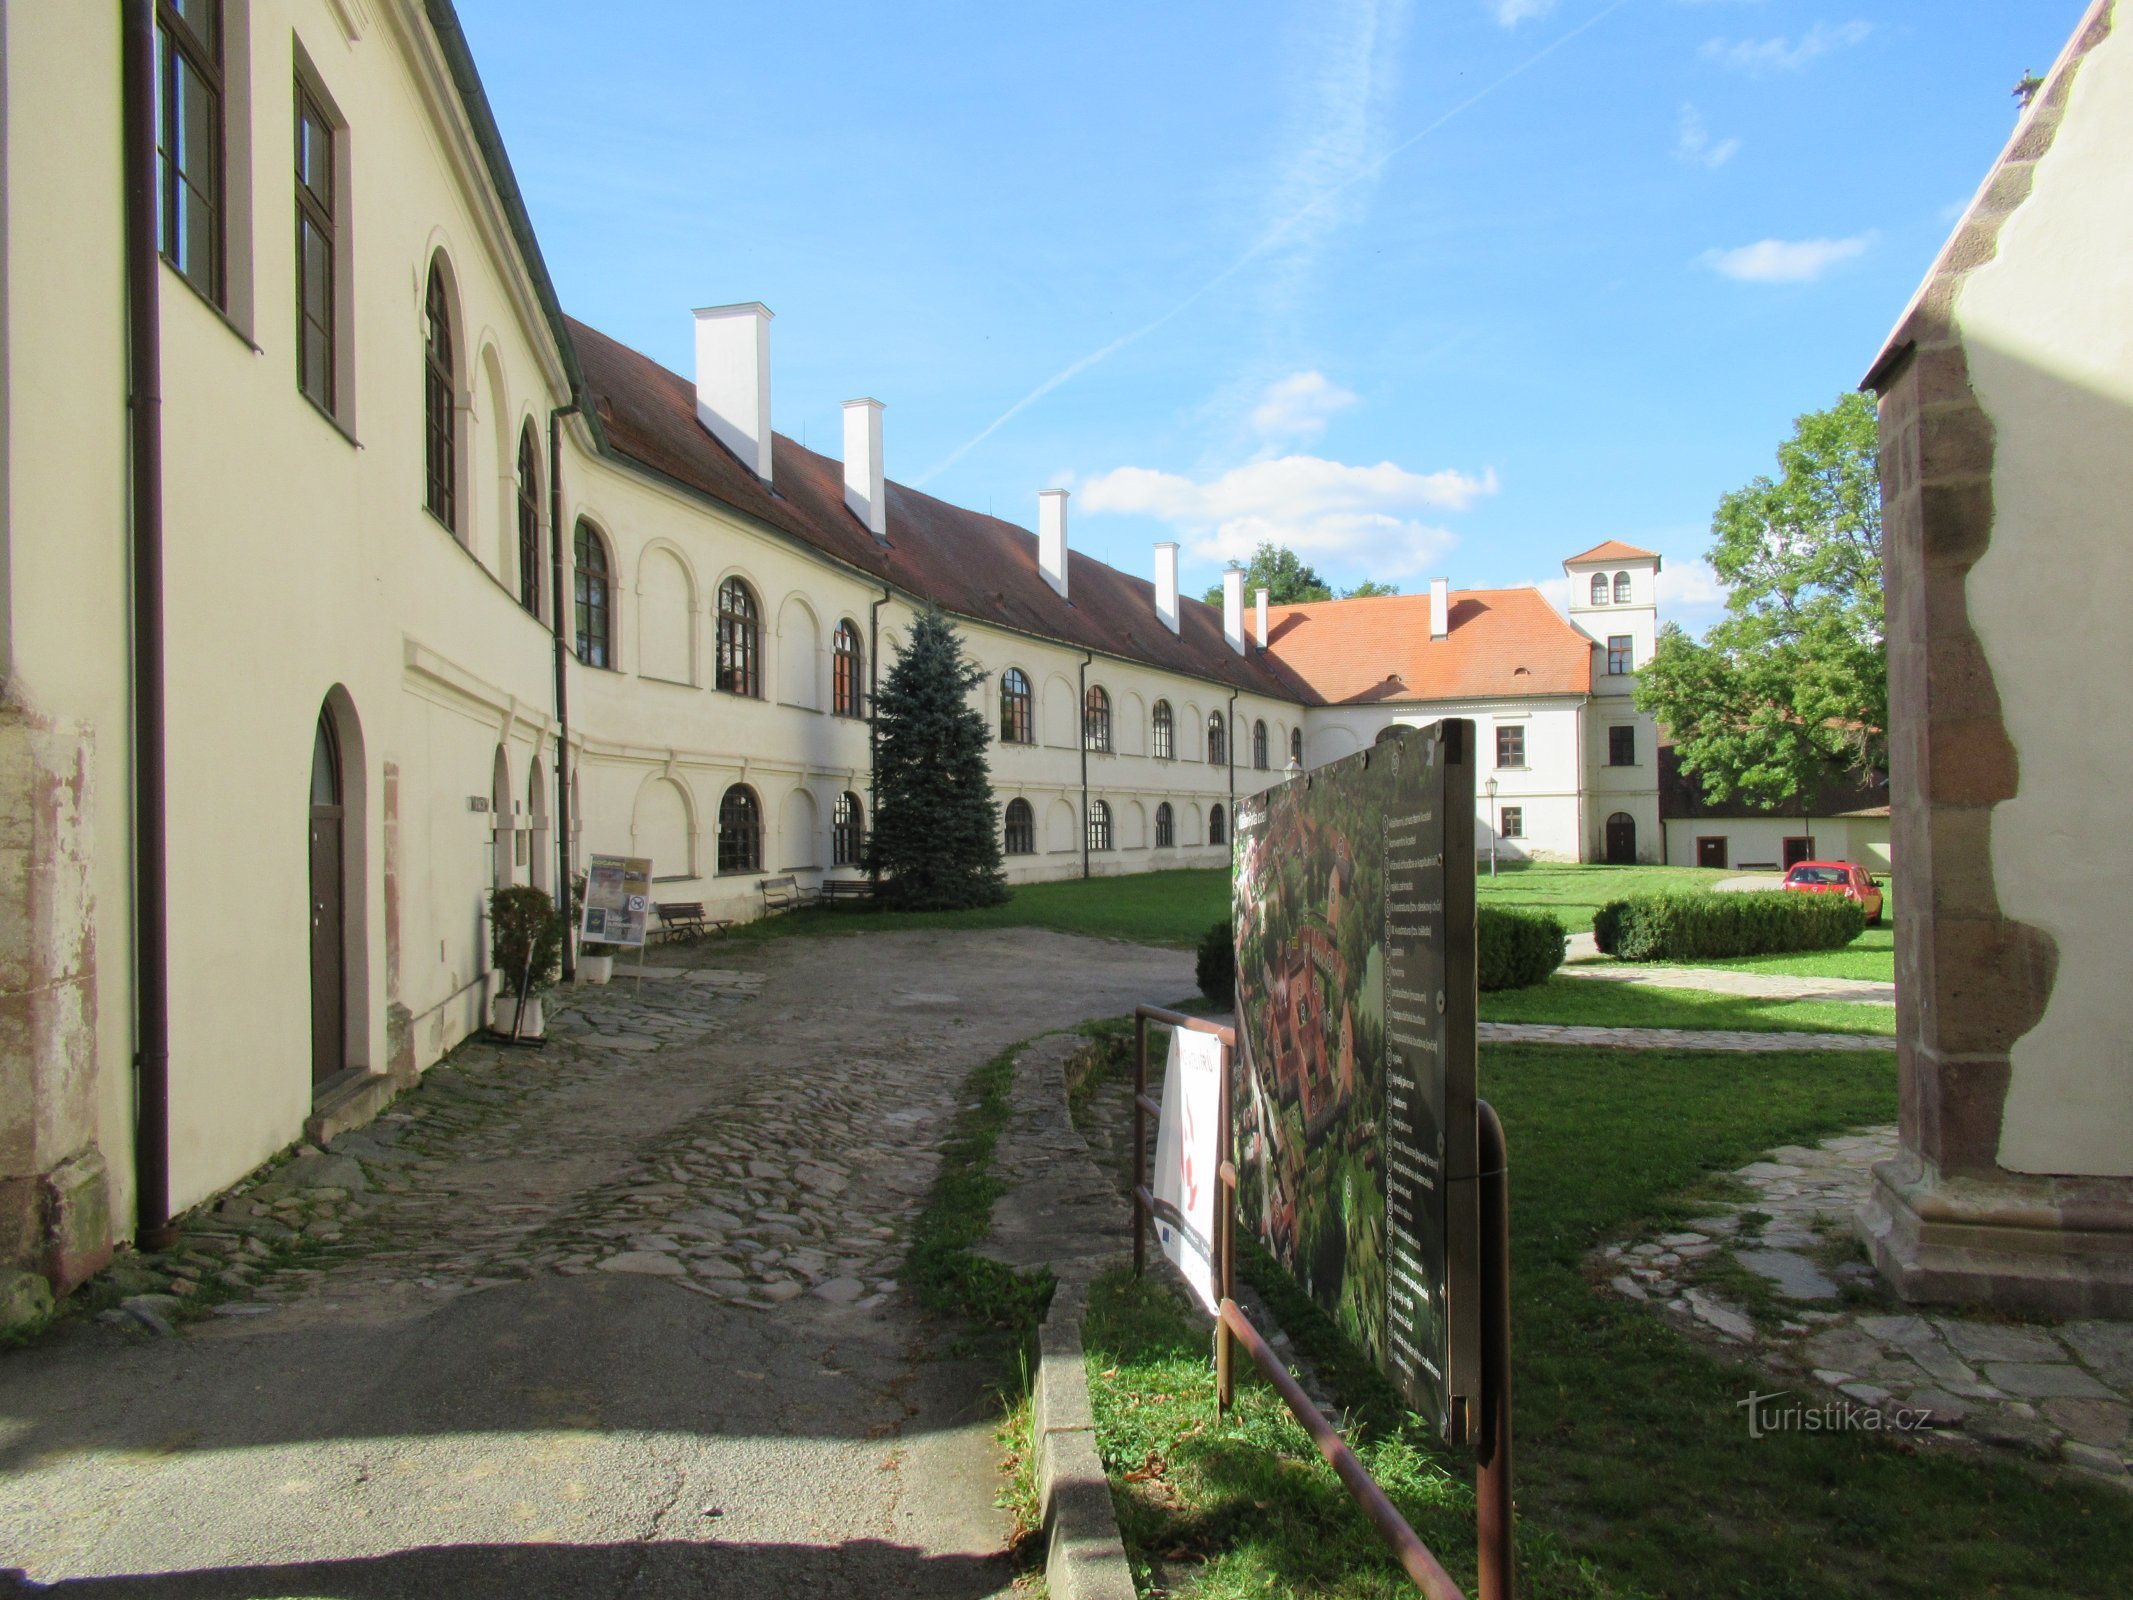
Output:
[1132,719,1515,1600]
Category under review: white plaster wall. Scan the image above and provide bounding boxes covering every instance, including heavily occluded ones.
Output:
[1954,17,2133,1177]
[1659,817,1889,874]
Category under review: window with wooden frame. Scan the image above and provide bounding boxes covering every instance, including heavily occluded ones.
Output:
[1613,571,1633,605]
[573,520,611,667]
[1496,724,1525,768]
[1252,720,1268,770]
[1000,669,1033,744]
[1607,635,1633,675]
[717,785,762,874]
[1500,806,1524,839]
[1209,803,1227,846]
[1086,799,1113,853]
[1003,798,1035,856]
[1290,727,1303,765]
[1152,700,1174,761]
[157,0,224,305]
[1083,686,1112,753]
[293,78,336,412]
[515,425,542,618]
[1589,572,1608,606]
[1155,802,1174,849]
[832,621,864,718]
[423,262,457,530]
[832,791,864,867]
[1207,713,1227,766]
[716,578,762,697]
[1608,724,1636,767]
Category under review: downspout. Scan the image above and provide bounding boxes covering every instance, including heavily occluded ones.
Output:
[121,0,175,1249]
[1226,689,1239,847]
[548,401,578,979]
[867,584,890,885]
[1574,697,1588,864]
[1079,652,1092,879]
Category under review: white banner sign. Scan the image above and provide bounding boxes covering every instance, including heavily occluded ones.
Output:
[1152,1026,1224,1315]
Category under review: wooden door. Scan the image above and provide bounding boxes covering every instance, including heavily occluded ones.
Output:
[1697,836,1728,869]
[1604,812,1636,865]
[1783,835,1816,869]
[310,713,346,1088]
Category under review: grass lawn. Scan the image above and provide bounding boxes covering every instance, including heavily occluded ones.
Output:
[1480,976,1895,1035]
[1473,861,1735,932]
[1588,924,1897,984]
[1082,1042,2133,1598]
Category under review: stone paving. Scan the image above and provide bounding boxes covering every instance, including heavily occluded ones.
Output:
[1478,1020,1891,1052]
[1557,962,1896,1006]
[1597,1124,2133,1486]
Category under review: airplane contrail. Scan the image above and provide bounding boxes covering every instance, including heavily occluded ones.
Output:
[912,0,1636,489]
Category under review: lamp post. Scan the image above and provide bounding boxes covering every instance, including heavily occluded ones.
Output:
[1485,775,1499,878]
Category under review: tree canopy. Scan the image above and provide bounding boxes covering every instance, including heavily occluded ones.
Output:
[867,608,1008,909]
[1199,542,1399,605]
[1634,391,1886,807]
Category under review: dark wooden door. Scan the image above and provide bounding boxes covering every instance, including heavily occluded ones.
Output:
[1697,836,1728,869]
[1783,835,1816,869]
[1605,812,1636,865]
[310,712,345,1088]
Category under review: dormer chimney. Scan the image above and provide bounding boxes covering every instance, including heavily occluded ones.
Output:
[1256,587,1270,649]
[842,398,885,540]
[1429,576,1449,640]
[1154,543,1181,634]
[1038,489,1070,599]
[1223,569,1246,655]
[693,302,774,482]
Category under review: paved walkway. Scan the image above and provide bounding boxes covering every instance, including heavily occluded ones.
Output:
[1478,1021,1891,1052]
[0,929,1193,1598]
[1557,962,1896,1006]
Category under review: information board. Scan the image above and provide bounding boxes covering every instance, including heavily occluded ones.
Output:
[580,854,653,948]
[1230,720,1479,1441]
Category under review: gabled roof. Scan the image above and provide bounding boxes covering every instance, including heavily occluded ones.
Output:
[569,320,1309,701]
[1563,540,1660,566]
[1259,589,1592,706]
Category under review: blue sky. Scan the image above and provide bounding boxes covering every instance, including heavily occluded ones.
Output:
[457,0,2079,635]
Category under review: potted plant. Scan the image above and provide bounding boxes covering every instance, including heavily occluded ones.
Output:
[567,872,615,985]
[489,884,564,1039]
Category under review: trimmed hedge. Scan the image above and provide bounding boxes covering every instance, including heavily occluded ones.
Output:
[1592,890,1865,962]
[1478,906,1566,991]
[1197,920,1236,1009]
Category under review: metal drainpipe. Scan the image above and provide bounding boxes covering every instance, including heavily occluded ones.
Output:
[1226,689,1239,843]
[867,585,890,885]
[548,401,578,979]
[122,0,175,1251]
[1079,653,1093,879]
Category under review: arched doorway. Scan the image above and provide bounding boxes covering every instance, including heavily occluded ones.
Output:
[1605,811,1637,865]
[309,709,346,1087]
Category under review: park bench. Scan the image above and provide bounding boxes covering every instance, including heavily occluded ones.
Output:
[816,878,876,905]
[759,875,805,915]
[652,901,723,942]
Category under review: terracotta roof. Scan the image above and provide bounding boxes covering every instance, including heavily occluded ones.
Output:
[1258,590,1592,705]
[1563,540,1660,566]
[569,318,1308,702]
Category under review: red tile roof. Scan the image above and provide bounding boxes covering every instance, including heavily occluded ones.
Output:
[1564,540,1660,565]
[1259,590,1592,705]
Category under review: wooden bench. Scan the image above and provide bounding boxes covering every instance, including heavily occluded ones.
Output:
[652,901,719,942]
[759,875,806,915]
[816,878,876,905]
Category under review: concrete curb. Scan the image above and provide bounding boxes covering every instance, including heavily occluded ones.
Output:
[1033,1270,1137,1600]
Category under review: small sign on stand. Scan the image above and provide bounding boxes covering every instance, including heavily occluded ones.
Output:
[1152,1026,1224,1315]
[580,853,653,985]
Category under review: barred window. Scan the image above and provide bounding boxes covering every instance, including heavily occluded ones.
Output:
[516,425,542,617]
[157,0,224,304]
[1004,798,1035,856]
[717,578,762,697]
[1084,686,1112,753]
[573,521,611,667]
[1153,700,1174,760]
[833,791,865,866]
[423,261,456,531]
[1209,803,1227,846]
[716,785,761,874]
[1207,712,1227,766]
[1001,669,1033,744]
[1155,802,1174,848]
[1252,720,1268,771]
[1086,799,1112,853]
[833,620,864,718]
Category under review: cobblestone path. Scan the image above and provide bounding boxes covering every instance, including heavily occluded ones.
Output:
[1477,1020,1891,1052]
[1558,962,1895,1006]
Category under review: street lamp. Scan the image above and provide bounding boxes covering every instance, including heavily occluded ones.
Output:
[1484,775,1499,878]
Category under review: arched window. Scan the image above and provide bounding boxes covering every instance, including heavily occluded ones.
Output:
[717,784,761,874]
[516,425,542,617]
[1613,571,1632,605]
[1152,700,1175,761]
[1000,669,1033,744]
[1589,572,1608,606]
[1290,728,1304,765]
[1084,685,1112,753]
[1004,797,1035,856]
[1209,803,1227,846]
[1253,720,1268,771]
[831,621,864,718]
[716,577,761,698]
[573,520,611,667]
[1155,802,1175,849]
[1207,711,1227,766]
[423,261,456,531]
[833,791,864,866]
[1087,799,1113,853]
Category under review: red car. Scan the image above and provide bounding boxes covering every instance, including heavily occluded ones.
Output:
[1781,860,1884,925]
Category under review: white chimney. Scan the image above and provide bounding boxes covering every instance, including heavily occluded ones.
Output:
[1256,587,1270,649]
[1429,576,1449,640]
[842,398,886,540]
[1154,543,1181,634]
[1038,489,1070,599]
[693,302,774,482]
[1223,569,1246,655]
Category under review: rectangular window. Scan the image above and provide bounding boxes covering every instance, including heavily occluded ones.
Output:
[1495,724,1525,768]
[1500,806,1524,840]
[157,0,224,304]
[294,80,336,413]
[1608,725,1635,766]
[1608,635,1633,675]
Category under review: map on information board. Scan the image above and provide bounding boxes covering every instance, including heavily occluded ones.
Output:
[1230,720,1479,1441]
[580,854,653,948]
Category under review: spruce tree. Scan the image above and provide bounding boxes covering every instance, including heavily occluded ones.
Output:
[868,608,1008,909]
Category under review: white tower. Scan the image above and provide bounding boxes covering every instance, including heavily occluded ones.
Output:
[1563,541,1663,863]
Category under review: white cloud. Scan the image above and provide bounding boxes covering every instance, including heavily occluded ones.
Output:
[1493,0,1557,24]
[1522,576,1575,619]
[1249,371,1359,445]
[1701,20,1870,74]
[1079,454,1494,577]
[1674,104,1740,168]
[1699,233,1873,283]
[1660,559,1728,608]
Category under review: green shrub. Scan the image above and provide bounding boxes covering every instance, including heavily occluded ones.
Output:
[1477,906,1566,991]
[489,884,565,997]
[1196,920,1236,1009]
[1593,890,1864,962]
